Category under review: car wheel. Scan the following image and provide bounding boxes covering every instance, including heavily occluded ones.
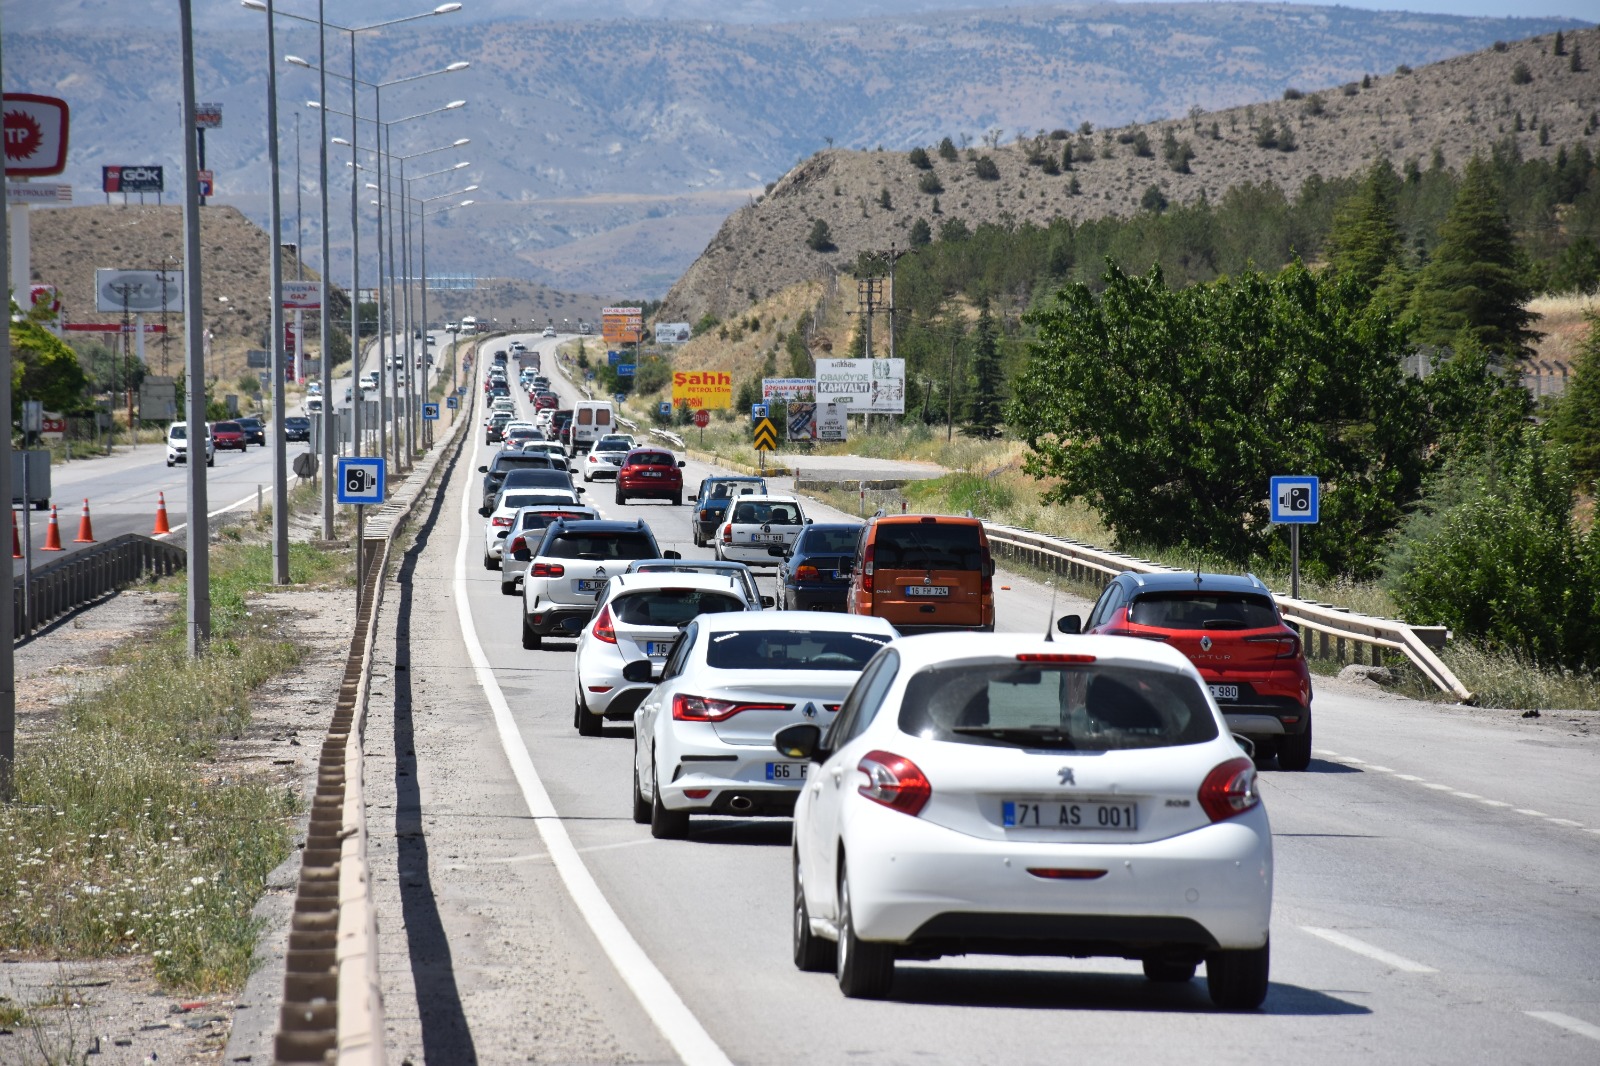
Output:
[793,850,836,973]
[615,491,627,505]
[483,553,499,571]
[835,861,894,999]
[632,747,651,825]
[521,614,541,650]
[650,761,689,840]
[1277,715,1312,771]
[166,460,175,468]
[500,578,518,596]
[576,696,602,737]
[1143,956,1199,983]
[1206,940,1270,1010]
[692,529,704,548]
[207,456,215,467]
[671,493,682,507]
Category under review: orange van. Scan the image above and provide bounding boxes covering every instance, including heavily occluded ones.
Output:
[845,514,995,632]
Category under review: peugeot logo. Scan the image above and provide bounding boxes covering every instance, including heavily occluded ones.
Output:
[1058,767,1075,786]
[1200,635,1212,652]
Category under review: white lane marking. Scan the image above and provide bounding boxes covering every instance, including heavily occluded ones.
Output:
[159,487,263,537]
[1450,791,1482,800]
[454,439,734,1066]
[1480,799,1512,807]
[1365,765,1395,773]
[1525,1011,1600,1042]
[1515,809,1549,818]
[1394,774,1424,782]
[1422,782,1455,791]
[1301,927,1438,973]
[1545,818,1584,828]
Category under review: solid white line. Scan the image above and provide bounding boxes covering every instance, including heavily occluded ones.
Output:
[1515,809,1549,818]
[1301,927,1438,973]
[1525,1011,1600,1042]
[453,437,734,1066]
[159,488,264,537]
[1545,818,1584,828]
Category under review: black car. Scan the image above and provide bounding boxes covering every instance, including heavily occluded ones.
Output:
[283,416,312,442]
[774,522,862,611]
[689,475,769,547]
[236,416,266,447]
[480,451,578,511]
[483,465,582,514]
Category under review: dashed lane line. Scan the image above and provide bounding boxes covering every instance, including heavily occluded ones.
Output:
[1525,1011,1600,1043]
[1312,750,1584,831]
[1301,927,1439,973]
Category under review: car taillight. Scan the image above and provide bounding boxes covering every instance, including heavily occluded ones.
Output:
[671,694,788,722]
[795,564,820,582]
[1247,633,1302,658]
[592,604,617,644]
[1198,757,1260,823]
[721,524,732,544]
[1016,653,1096,663]
[530,562,566,578]
[492,516,514,527]
[981,549,993,595]
[861,544,874,594]
[508,536,527,554]
[856,750,930,816]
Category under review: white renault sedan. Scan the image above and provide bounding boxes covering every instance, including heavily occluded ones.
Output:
[781,632,1273,1007]
[631,613,898,839]
[571,574,752,736]
[715,494,807,566]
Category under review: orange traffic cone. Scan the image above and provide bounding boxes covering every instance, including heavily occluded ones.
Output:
[152,492,171,536]
[73,498,96,543]
[11,512,20,559]
[42,506,64,552]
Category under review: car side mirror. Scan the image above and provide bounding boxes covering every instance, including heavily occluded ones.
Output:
[569,466,579,474]
[773,723,827,763]
[767,547,787,557]
[621,659,659,684]
[1056,615,1082,635]
[477,465,488,473]
[688,495,697,503]
[478,506,492,517]
[760,595,775,608]
[575,487,586,495]
[662,550,681,560]
[677,460,686,468]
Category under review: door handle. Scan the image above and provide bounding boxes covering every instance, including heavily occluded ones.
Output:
[830,766,843,786]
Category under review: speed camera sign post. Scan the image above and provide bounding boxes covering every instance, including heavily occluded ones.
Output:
[338,457,386,609]
[1270,476,1319,599]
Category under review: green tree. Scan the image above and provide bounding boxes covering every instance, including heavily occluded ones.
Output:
[785,328,812,377]
[878,187,892,210]
[974,156,1001,181]
[909,217,932,247]
[1409,156,1539,359]
[1326,158,1404,289]
[1548,312,1600,488]
[908,146,932,169]
[918,171,943,195]
[806,219,836,252]
[10,303,88,415]
[1010,261,1431,576]
[938,137,958,161]
[966,301,1004,438]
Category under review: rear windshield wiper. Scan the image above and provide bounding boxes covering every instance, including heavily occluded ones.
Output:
[949,726,1077,749]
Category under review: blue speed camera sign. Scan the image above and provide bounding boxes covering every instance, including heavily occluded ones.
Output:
[422,403,439,421]
[337,457,386,505]
[1269,476,1319,524]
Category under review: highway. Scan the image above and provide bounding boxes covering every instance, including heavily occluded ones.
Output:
[361,332,1600,1064]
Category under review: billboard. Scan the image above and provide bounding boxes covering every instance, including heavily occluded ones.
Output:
[672,370,733,410]
[602,306,643,345]
[194,103,223,129]
[3,94,70,177]
[815,358,905,413]
[102,165,163,194]
[762,378,815,402]
[787,402,847,442]
[282,281,321,310]
[654,321,692,345]
[95,269,183,313]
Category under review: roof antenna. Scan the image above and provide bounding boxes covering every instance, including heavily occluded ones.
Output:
[1043,583,1058,642]
[1194,557,1203,588]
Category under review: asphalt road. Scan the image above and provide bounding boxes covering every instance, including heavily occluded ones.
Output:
[362,333,1600,1064]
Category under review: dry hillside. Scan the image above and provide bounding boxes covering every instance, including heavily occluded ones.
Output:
[663,29,1600,324]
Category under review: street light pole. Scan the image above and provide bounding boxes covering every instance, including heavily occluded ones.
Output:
[265,0,290,584]
[317,0,333,539]
[180,0,211,655]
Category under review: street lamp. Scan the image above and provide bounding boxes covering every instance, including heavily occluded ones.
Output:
[415,197,476,396]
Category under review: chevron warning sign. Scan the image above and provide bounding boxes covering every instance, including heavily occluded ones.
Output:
[752,417,778,452]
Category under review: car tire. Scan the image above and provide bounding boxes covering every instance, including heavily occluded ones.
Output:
[500,579,518,596]
[631,755,651,825]
[835,861,894,999]
[166,460,175,468]
[1277,716,1312,772]
[615,490,627,506]
[1206,940,1270,1010]
[793,851,836,973]
[483,553,499,571]
[650,762,689,839]
[583,471,592,483]
[206,456,215,467]
[576,696,602,737]
[1143,956,1198,983]
[521,614,541,650]
[671,493,682,507]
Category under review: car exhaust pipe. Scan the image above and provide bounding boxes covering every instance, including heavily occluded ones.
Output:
[729,795,754,813]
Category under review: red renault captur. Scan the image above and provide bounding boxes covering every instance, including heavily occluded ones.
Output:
[614,447,685,506]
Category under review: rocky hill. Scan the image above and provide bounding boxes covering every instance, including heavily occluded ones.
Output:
[662,29,1600,323]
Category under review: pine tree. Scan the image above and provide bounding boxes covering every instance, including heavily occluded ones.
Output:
[806,219,836,252]
[1549,312,1600,489]
[966,300,1004,438]
[909,217,932,247]
[1326,158,1403,289]
[1409,156,1539,359]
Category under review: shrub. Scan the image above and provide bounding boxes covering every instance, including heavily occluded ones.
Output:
[1277,125,1298,152]
[973,156,1001,180]
[1512,61,1533,85]
[1493,40,1509,52]
[1283,87,1305,100]
[938,136,958,160]
[909,217,932,247]
[1255,120,1278,149]
[878,187,892,209]
[1303,93,1325,117]
[806,219,835,252]
[1049,129,1070,141]
[1140,184,1169,214]
[1131,131,1153,157]
[918,170,943,194]
[909,146,932,169]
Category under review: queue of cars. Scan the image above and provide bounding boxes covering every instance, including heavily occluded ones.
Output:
[472,337,1291,1010]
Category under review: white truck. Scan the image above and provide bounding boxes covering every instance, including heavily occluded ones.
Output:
[460,315,478,334]
[568,400,616,457]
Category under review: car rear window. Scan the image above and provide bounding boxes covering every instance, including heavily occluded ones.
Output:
[873,523,983,570]
[613,590,746,627]
[1128,593,1281,631]
[801,528,860,554]
[495,455,556,472]
[708,480,762,499]
[505,494,575,510]
[543,533,657,561]
[731,501,801,524]
[215,422,240,432]
[705,629,891,671]
[629,452,674,466]
[898,663,1218,751]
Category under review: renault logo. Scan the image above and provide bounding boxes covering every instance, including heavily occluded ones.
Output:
[1200,635,1212,652]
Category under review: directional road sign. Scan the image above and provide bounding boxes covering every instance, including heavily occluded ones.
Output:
[753,417,778,452]
[1269,476,1320,524]
[422,403,440,421]
[617,363,636,377]
[337,457,386,505]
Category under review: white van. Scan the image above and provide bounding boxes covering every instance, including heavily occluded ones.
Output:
[569,400,615,456]
[166,421,215,468]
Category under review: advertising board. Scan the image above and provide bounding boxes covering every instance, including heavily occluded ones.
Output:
[654,322,692,345]
[95,269,183,313]
[762,377,815,402]
[282,281,320,310]
[602,306,643,345]
[3,94,70,177]
[787,402,848,442]
[815,358,905,413]
[671,370,733,410]
[194,103,223,129]
[102,165,163,194]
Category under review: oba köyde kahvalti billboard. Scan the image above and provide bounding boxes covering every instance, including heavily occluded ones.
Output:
[762,378,815,402]
[95,268,183,313]
[815,358,905,413]
[102,165,163,193]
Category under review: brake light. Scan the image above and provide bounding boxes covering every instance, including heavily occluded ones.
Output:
[492,516,514,527]
[592,604,617,644]
[1198,757,1260,823]
[530,562,566,578]
[508,536,526,554]
[861,543,875,594]
[1016,653,1097,663]
[671,694,789,722]
[981,548,993,595]
[856,750,930,816]
[1026,868,1108,880]
[721,524,732,545]
[795,564,820,582]
[1247,633,1302,658]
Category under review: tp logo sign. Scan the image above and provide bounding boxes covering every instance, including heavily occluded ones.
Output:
[3,94,69,177]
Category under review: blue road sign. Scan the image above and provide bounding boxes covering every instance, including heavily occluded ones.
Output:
[337,457,386,505]
[608,350,624,366]
[1269,476,1319,524]
[751,403,768,419]
[422,403,440,421]
[617,363,636,377]
[446,395,459,410]
[614,392,627,404]
[659,401,672,418]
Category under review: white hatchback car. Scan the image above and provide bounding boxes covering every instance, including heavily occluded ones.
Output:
[630,612,898,839]
[715,495,808,566]
[580,437,633,482]
[493,501,599,590]
[780,632,1273,1007]
[572,574,753,736]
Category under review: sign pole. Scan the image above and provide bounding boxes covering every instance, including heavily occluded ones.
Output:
[355,503,364,612]
[1291,526,1300,601]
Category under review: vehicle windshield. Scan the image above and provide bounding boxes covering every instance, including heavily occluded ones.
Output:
[517,510,589,530]
[613,590,746,627]
[170,425,187,440]
[543,534,657,561]
[1128,593,1281,631]
[731,501,800,525]
[596,440,630,452]
[800,528,861,554]
[705,629,889,671]
[898,662,1219,751]
[874,523,983,570]
[709,480,761,499]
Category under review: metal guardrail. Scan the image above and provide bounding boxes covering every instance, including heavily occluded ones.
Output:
[980,523,1472,702]
[651,428,686,449]
[12,533,187,639]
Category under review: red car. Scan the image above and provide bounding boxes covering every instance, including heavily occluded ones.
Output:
[533,392,559,411]
[211,420,248,451]
[614,447,685,506]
